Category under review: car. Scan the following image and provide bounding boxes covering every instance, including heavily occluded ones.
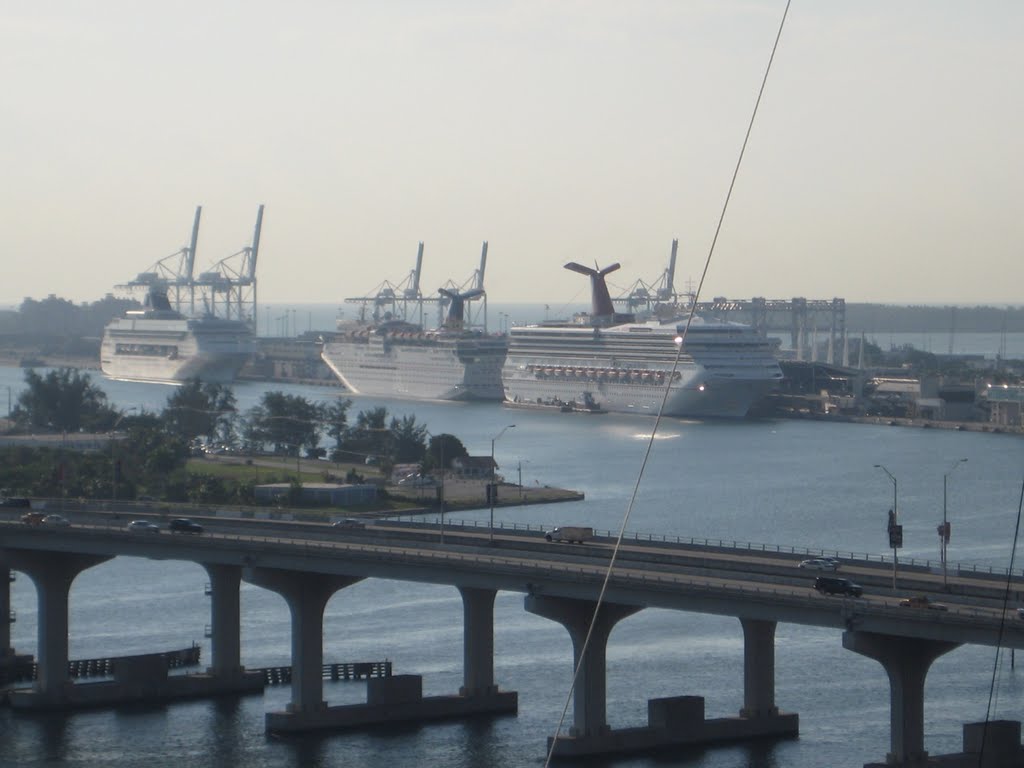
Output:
[1017,607,1024,620]
[332,518,365,529]
[20,511,46,525]
[0,497,31,508]
[168,518,203,534]
[41,514,71,527]
[899,595,948,611]
[813,576,863,597]
[798,558,839,572]
[127,519,160,533]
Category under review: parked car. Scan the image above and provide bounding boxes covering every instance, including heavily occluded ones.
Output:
[127,520,160,533]
[798,558,839,572]
[813,576,863,597]
[899,595,948,611]
[41,514,71,527]
[168,518,203,534]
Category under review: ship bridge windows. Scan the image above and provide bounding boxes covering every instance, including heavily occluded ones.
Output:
[115,343,180,358]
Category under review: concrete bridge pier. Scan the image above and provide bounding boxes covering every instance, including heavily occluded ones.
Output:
[244,566,361,715]
[843,630,960,766]
[202,563,244,677]
[2,551,110,703]
[458,586,497,697]
[740,617,778,718]
[525,594,641,739]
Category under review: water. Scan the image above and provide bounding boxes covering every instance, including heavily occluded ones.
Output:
[3,365,1024,767]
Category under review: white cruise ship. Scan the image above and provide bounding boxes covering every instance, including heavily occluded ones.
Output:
[320,289,507,401]
[502,263,783,418]
[100,289,255,385]
[321,322,508,401]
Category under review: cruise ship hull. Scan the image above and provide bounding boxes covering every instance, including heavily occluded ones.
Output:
[502,319,783,419]
[101,317,255,385]
[321,333,508,401]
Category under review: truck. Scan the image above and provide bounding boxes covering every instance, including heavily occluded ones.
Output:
[544,526,594,544]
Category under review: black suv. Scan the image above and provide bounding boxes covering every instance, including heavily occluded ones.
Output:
[168,518,203,534]
[814,576,863,597]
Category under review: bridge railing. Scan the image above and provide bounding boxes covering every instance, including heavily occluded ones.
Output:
[385,514,1024,581]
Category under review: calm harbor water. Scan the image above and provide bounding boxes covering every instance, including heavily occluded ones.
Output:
[2,364,1024,767]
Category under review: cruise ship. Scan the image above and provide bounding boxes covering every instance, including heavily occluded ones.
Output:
[320,244,508,401]
[502,262,783,418]
[100,288,256,384]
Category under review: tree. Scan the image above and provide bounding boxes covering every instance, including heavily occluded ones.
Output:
[322,397,353,462]
[163,378,238,444]
[425,433,469,470]
[389,414,428,463]
[12,368,119,432]
[345,407,390,462]
[243,391,322,455]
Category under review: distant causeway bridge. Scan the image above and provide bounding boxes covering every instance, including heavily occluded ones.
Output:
[3,506,1024,766]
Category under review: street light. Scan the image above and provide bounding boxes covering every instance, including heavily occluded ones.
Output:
[424,430,446,543]
[489,424,515,544]
[111,408,138,506]
[941,458,968,589]
[874,464,899,589]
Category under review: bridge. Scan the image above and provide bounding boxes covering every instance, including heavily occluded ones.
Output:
[3,508,1024,766]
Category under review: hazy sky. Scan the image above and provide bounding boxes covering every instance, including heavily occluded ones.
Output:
[3,2,1021,307]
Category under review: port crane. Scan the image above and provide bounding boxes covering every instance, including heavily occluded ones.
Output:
[611,238,683,316]
[117,206,203,313]
[193,204,263,330]
[116,206,263,332]
[435,241,490,332]
[342,242,426,327]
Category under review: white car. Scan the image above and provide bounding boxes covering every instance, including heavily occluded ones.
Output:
[127,519,160,533]
[42,514,71,527]
[798,558,839,572]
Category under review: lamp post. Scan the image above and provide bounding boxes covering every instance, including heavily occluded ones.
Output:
[874,464,899,589]
[941,458,968,588]
[489,424,515,544]
[111,408,138,506]
[424,430,446,543]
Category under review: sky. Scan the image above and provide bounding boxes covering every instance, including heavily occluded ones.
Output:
[2,1,1022,308]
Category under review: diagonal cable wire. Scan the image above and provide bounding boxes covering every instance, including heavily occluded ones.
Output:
[979,473,1024,764]
[542,2,792,763]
